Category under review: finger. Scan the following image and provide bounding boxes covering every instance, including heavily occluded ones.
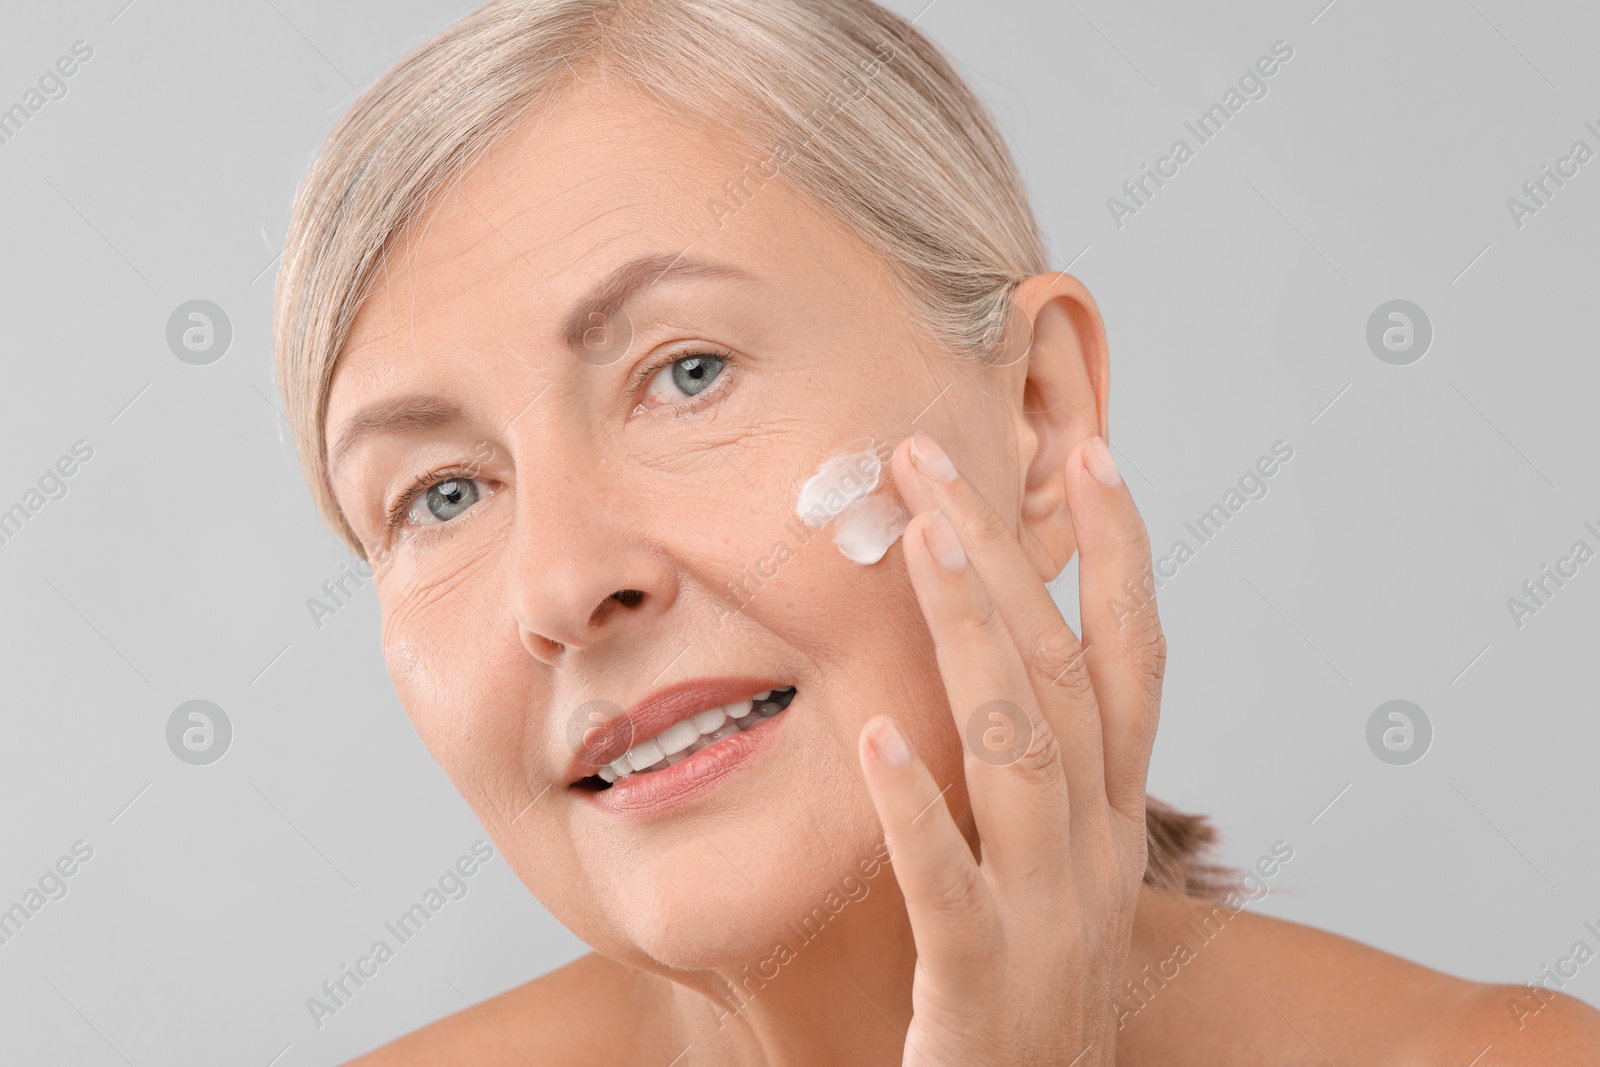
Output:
[891,431,1109,817]
[1067,434,1165,817]
[899,505,1073,881]
[857,715,999,979]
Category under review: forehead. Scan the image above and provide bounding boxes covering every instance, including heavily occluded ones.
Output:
[332,80,883,383]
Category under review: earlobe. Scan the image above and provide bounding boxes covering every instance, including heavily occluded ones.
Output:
[1007,273,1111,582]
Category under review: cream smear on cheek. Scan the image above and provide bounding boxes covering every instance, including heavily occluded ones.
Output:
[795,437,909,565]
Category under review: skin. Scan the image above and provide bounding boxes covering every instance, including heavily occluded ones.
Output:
[323,80,1600,1065]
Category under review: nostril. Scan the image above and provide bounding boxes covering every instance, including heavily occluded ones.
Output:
[588,588,646,628]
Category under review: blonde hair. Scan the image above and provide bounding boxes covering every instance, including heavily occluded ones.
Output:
[272,0,1233,900]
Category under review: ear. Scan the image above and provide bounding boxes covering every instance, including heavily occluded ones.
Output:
[1004,272,1110,582]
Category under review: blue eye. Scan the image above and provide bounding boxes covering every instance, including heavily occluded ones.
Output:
[417,478,478,522]
[641,353,726,409]
[390,473,487,529]
[671,355,723,395]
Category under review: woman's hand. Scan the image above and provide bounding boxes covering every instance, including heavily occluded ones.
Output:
[857,430,1164,1066]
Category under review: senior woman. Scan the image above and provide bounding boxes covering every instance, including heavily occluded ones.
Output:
[272,0,1600,1062]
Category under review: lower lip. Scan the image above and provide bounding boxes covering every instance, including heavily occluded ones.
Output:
[581,700,794,817]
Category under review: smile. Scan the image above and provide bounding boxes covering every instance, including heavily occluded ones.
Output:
[590,686,797,785]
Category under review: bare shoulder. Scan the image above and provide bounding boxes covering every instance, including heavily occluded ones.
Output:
[1120,886,1600,1065]
[341,952,651,1066]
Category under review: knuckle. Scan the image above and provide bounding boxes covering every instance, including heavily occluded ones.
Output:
[1146,627,1169,682]
[1130,623,1168,699]
[1126,514,1155,563]
[1120,582,1162,636]
[1047,652,1097,706]
[1010,720,1065,782]
[1028,626,1087,691]
[956,495,1011,550]
[955,599,1009,647]
[921,855,986,923]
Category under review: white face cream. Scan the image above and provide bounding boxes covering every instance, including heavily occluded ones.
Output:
[795,437,909,565]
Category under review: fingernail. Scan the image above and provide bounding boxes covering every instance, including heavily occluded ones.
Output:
[1084,435,1121,487]
[870,718,911,769]
[923,509,968,571]
[909,431,957,483]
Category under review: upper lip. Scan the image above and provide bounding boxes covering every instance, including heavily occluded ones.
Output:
[564,675,789,784]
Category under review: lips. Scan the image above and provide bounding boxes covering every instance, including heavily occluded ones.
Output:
[564,676,792,785]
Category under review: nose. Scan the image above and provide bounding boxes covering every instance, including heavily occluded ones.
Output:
[507,473,678,665]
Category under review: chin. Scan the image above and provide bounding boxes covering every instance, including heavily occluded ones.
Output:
[581,785,890,973]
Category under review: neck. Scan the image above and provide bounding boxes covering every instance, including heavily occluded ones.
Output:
[660,878,919,1067]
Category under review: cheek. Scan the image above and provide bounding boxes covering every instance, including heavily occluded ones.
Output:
[379,572,463,711]
[794,437,909,566]
[378,573,535,815]
[716,491,942,731]
[696,436,950,738]
[384,628,424,690]
[708,435,913,613]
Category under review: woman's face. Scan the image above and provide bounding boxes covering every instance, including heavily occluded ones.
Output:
[325,82,1029,971]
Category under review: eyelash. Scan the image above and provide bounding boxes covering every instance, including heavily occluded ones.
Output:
[382,347,737,533]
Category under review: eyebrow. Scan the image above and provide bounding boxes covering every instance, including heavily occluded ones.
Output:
[329,394,463,469]
[328,252,754,468]
[559,251,752,352]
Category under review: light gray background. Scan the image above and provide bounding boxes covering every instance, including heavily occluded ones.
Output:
[2,0,1596,1062]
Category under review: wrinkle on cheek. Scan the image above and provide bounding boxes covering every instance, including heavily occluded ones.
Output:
[726,416,811,448]
[376,542,500,726]
[623,432,725,477]
[381,598,450,724]
[627,425,762,476]
[631,410,814,472]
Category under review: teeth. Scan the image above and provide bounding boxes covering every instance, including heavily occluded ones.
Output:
[599,688,795,783]
[657,718,702,756]
[705,722,740,743]
[625,737,665,772]
[755,686,797,716]
[691,706,726,733]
